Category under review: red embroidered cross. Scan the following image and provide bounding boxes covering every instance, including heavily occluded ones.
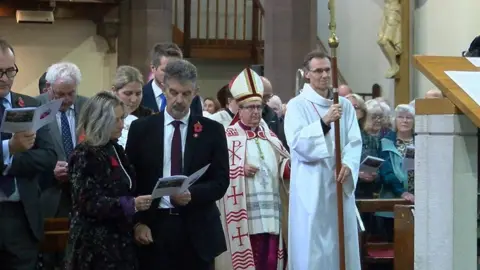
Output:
[232,226,249,246]
[229,141,242,166]
[227,185,243,205]
[226,128,239,137]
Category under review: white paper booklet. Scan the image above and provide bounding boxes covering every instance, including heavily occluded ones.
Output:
[360,155,385,173]
[403,146,415,171]
[444,71,480,106]
[467,57,480,67]
[151,164,210,199]
[0,98,63,133]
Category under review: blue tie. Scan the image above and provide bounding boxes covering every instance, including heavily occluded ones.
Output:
[61,111,74,158]
[159,93,167,112]
[0,99,14,197]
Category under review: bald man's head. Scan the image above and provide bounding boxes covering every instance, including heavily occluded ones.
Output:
[261,76,273,102]
[424,89,443,99]
[338,84,352,97]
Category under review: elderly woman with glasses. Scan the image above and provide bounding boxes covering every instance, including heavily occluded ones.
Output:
[376,104,415,241]
[65,91,152,270]
[346,94,382,199]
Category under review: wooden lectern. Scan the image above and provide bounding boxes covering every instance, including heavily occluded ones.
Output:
[40,218,70,253]
[414,56,480,270]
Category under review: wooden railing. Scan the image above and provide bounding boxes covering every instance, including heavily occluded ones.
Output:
[172,0,264,61]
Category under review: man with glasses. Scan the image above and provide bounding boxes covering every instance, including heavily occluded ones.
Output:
[0,39,57,270]
[220,68,290,270]
[284,50,362,270]
[36,62,88,270]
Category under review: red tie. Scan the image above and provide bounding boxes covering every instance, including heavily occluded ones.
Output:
[171,121,183,176]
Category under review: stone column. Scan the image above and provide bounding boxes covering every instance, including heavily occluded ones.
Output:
[414,0,480,98]
[415,99,477,270]
[117,0,173,77]
[263,0,317,102]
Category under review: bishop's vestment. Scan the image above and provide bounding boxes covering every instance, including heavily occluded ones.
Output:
[284,84,362,270]
[221,120,290,270]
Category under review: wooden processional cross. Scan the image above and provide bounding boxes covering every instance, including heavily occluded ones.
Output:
[414,55,480,270]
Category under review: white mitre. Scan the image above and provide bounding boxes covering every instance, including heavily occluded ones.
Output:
[229,68,264,105]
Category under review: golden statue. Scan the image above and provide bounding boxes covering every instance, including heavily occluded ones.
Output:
[378,0,402,78]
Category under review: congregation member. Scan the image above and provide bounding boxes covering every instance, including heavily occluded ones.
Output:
[38,72,47,94]
[0,39,57,270]
[285,50,362,270]
[219,68,290,270]
[111,65,152,148]
[424,88,443,99]
[65,91,152,270]
[126,59,229,270]
[203,97,220,115]
[38,62,88,218]
[338,84,353,97]
[346,94,381,199]
[260,76,280,136]
[141,42,202,116]
[377,104,415,241]
[37,61,88,270]
[209,84,238,128]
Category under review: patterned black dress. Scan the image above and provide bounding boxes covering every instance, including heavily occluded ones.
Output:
[64,141,138,270]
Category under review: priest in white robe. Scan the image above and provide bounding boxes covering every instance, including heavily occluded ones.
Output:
[219,68,290,270]
[284,50,362,270]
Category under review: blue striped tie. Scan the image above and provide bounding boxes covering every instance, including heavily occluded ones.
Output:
[61,111,74,158]
[159,93,167,112]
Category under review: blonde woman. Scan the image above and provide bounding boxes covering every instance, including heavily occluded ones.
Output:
[65,91,152,270]
[111,66,152,147]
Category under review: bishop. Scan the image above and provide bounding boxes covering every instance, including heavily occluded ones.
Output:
[220,68,290,270]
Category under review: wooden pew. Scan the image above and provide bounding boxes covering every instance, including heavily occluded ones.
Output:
[40,218,70,253]
[356,199,412,269]
[394,205,414,270]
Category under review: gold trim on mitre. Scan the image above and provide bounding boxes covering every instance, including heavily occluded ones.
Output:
[229,68,264,104]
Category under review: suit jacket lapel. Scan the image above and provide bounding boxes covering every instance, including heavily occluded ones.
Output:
[183,115,199,174]
[152,113,165,179]
[10,92,18,108]
[73,98,82,142]
[143,81,159,113]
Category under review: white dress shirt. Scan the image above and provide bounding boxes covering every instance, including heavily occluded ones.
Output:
[160,110,190,208]
[151,80,165,112]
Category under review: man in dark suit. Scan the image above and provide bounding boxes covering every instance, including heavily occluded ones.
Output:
[127,59,229,270]
[38,72,47,94]
[141,42,203,116]
[0,39,57,270]
[36,62,88,270]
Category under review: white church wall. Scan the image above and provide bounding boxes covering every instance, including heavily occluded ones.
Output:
[317,0,394,103]
[317,0,480,103]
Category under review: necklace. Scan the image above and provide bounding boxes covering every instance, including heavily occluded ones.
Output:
[254,137,265,160]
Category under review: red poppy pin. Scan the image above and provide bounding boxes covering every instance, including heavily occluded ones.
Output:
[193,121,203,138]
[17,97,25,107]
[111,156,119,167]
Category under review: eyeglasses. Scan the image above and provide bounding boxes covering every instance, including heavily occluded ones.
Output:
[241,104,264,112]
[0,65,18,79]
[309,67,331,74]
[397,115,413,121]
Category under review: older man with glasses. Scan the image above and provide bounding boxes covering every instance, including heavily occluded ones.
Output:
[0,38,57,270]
[219,68,290,270]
